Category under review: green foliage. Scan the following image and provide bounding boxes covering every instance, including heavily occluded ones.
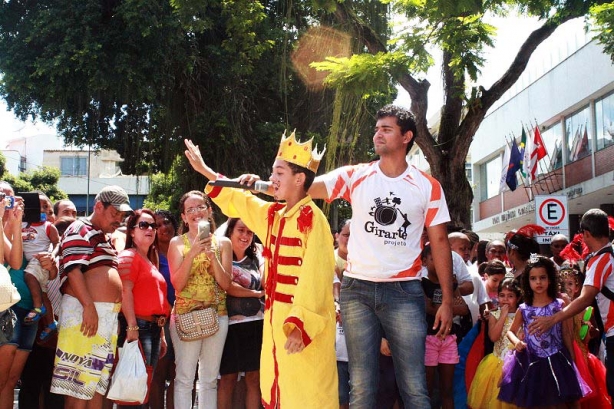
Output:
[2,167,67,201]
[313,52,416,96]
[0,151,6,178]
[592,3,614,62]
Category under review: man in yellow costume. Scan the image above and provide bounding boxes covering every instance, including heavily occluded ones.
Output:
[184,133,338,408]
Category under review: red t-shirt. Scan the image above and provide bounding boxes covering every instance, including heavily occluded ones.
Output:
[118,249,170,317]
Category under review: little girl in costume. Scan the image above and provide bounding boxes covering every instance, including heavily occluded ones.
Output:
[559,261,611,408]
[467,277,521,409]
[498,255,590,408]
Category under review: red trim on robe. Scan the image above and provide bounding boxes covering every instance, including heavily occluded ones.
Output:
[273,292,294,304]
[276,274,299,285]
[277,255,302,266]
[207,185,223,198]
[271,235,303,247]
[284,316,312,346]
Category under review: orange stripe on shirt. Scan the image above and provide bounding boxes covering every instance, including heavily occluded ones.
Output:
[591,254,613,287]
[390,257,422,279]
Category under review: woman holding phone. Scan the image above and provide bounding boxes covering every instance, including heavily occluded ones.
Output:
[168,191,232,409]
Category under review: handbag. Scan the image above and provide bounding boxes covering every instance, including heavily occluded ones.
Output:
[0,265,20,313]
[108,340,152,404]
[0,309,16,344]
[175,304,220,341]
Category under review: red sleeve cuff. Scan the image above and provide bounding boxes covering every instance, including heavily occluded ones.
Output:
[206,173,226,198]
[284,316,312,347]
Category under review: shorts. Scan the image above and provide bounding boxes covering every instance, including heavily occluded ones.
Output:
[24,258,49,292]
[219,319,263,375]
[424,334,459,366]
[7,305,38,351]
[51,295,121,400]
[337,361,350,405]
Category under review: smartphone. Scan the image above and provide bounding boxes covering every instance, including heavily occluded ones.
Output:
[197,220,211,241]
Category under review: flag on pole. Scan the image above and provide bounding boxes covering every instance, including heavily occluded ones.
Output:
[500,142,511,192]
[519,127,530,177]
[506,138,522,191]
[528,126,547,181]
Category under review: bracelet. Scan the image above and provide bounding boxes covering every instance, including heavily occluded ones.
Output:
[126,325,139,331]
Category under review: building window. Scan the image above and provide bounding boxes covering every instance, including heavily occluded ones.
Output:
[541,124,563,170]
[465,162,473,184]
[60,157,87,176]
[480,156,502,200]
[565,106,591,163]
[595,92,614,151]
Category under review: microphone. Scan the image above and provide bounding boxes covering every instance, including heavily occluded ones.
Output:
[207,179,271,193]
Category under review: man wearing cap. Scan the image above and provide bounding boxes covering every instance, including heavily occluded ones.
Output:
[51,186,132,408]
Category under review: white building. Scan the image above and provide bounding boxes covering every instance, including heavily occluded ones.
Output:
[470,24,614,241]
[2,134,149,213]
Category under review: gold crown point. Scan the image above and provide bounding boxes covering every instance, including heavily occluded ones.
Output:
[276,129,325,173]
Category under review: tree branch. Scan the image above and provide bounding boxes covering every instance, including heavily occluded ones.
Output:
[455,14,577,159]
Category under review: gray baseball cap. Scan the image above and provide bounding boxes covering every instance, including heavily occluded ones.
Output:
[95,186,133,212]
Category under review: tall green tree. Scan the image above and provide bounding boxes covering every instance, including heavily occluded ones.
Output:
[313,0,611,227]
[0,0,391,203]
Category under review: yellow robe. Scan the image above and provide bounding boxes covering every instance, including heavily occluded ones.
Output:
[207,185,338,408]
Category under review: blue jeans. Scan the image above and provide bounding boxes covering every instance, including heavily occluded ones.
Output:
[340,277,429,409]
[118,315,163,368]
[8,305,38,351]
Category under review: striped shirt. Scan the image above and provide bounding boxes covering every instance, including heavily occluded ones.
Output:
[320,161,450,281]
[59,218,118,282]
[584,244,614,337]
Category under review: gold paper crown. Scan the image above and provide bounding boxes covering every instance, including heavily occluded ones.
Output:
[276,130,326,173]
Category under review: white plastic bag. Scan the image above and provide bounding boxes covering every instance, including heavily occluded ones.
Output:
[107,340,148,403]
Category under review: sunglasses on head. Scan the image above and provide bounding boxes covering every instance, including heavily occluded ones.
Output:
[134,221,157,230]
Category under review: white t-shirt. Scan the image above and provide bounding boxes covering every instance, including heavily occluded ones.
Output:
[321,161,450,282]
[583,244,614,337]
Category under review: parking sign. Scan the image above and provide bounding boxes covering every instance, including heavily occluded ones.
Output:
[535,195,569,244]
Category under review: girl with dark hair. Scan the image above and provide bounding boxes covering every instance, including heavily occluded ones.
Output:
[116,209,171,408]
[218,218,264,409]
[498,256,590,407]
[467,277,521,409]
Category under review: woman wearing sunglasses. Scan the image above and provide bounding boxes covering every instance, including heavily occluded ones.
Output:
[116,209,171,408]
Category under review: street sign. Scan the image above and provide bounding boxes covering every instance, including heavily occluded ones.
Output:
[535,195,569,244]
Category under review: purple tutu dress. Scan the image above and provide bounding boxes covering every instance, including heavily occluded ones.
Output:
[498,299,591,407]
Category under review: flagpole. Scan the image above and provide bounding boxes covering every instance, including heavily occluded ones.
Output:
[520,122,532,192]
[531,119,556,195]
[532,120,556,194]
[509,133,532,202]
[521,124,537,199]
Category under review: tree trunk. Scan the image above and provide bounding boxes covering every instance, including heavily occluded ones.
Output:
[430,155,473,229]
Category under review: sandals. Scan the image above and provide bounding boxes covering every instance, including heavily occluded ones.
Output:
[39,321,58,343]
[24,305,47,325]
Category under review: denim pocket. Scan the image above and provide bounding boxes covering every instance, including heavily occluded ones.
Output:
[340,276,356,291]
[396,280,424,299]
